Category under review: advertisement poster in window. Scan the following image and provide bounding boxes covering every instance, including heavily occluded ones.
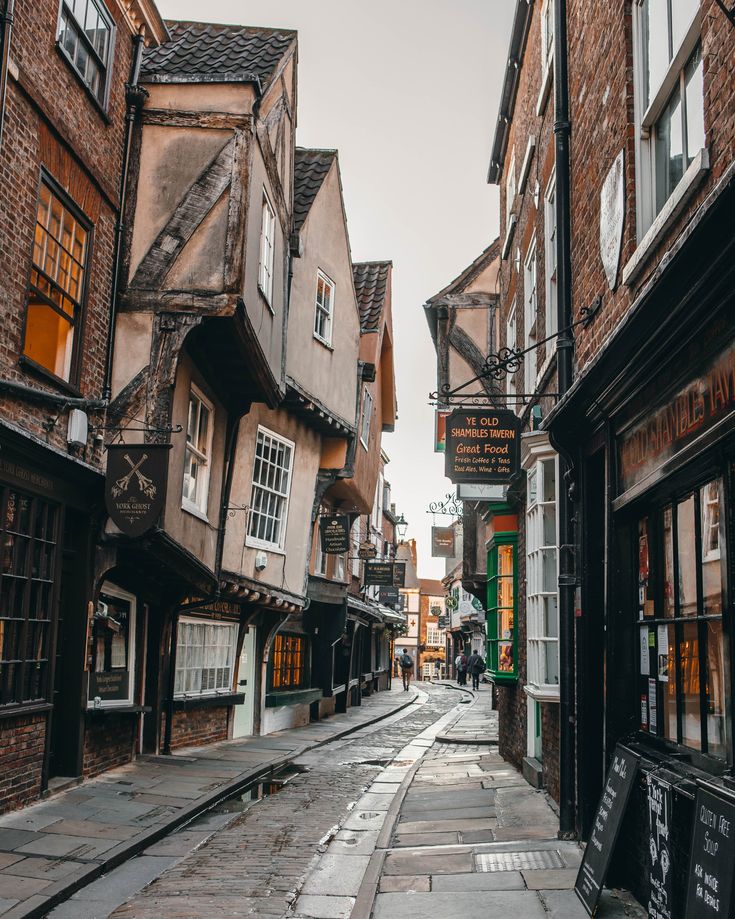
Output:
[647,774,673,919]
[105,444,171,537]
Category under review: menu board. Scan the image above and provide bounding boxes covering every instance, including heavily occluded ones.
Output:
[685,787,735,918]
[647,774,673,919]
[575,745,640,916]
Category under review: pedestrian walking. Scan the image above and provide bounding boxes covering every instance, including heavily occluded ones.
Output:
[455,652,468,686]
[399,648,414,691]
[467,650,485,690]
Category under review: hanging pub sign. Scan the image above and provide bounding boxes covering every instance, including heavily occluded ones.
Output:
[685,786,735,919]
[105,444,171,538]
[319,514,350,554]
[378,585,400,606]
[647,774,673,919]
[575,745,640,916]
[364,561,406,587]
[445,409,520,484]
[358,541,378,560]
[431,526,455,558]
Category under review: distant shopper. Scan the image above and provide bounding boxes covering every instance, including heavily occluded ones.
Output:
[456,652,468,686]
[399,648,414,691]
[467,650,485,690]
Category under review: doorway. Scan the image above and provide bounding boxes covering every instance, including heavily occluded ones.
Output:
[233,626,256,737]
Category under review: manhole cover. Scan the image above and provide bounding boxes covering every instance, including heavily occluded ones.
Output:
[475,850,564,872]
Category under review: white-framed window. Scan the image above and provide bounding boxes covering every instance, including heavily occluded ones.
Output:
[506,300,517,405]
[258,193,276,305]
[523,240,538,393]
[314,270,334,345]
[540,0,555,76]
[701,479,721,562]
[174,618,238,698]
[314,513,328,576]
[88,584,136,707]
[334,553,345,582]
[351,517,361,577]
[544,170,558,344]
[372,472,383,531]
[505,147,516,227]
[182,386,213,517]
[360,387,373,448]
[426,625,442,646]
[633,0,703,235]
[57,0,114,106]
[247,427,294,550]
[526,452,559,696]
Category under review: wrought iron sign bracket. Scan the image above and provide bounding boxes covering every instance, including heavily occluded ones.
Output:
[427,493,463,517]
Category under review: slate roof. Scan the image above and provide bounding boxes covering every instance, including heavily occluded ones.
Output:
[353,261,392,332]
[141,20,296,87]
[293,149,337,232]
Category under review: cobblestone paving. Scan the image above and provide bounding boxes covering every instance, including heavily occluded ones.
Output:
[111,687,459,919]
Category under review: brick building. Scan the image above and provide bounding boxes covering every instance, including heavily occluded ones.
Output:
[0,0,166,810]
[417,579,446,680]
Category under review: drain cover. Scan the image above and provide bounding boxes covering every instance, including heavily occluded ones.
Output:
[475,850,564,872]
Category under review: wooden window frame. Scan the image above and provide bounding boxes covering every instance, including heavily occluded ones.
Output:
[486,532,519,684]
[258,192,276,308]
[246,426,294,552]
[313,270,335,347]
[56,0,116,112]
[174,618,238,698]
[182,384,214,520]
[270,633,307,691]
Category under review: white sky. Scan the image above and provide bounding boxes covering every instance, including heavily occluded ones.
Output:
[159,0,515,578]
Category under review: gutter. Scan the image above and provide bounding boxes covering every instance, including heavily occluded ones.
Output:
[0,0,14,147]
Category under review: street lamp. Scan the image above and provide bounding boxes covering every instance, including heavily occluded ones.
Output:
[396,513,408,541]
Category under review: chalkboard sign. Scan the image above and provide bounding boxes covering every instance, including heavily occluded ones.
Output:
[575,745,640,916]
[647,774,673,919]
[685,786,735,918]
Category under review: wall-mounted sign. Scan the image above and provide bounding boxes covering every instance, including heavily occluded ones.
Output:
[445,409,520,484]
[647,774,673,919]
[434,409,451,453]
[599,149,625,290]
[457,482,506,501]
[618,337,735,494]
[685,787,735,919]
[320,514,350,554]
[575,745,640,916]
[364,562,406,587]
[105,444,171,537]
[431,526,455,558]
[358,541,377,560]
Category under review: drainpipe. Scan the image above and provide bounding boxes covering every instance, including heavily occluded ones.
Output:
[103,29,147,402]
[553,0,577,839]
[0,0,14,148]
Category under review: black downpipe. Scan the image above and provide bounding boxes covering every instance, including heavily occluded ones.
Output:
[103,29,147,402]
[0,0,15,148]
[554,0,577,838]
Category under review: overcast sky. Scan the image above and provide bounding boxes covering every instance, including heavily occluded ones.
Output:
[159,0,515,578]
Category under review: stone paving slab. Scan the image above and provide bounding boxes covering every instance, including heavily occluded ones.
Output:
[373,890,547,919]
[300,853,371,897]
[292,894,355,918]
[431,870,526,891]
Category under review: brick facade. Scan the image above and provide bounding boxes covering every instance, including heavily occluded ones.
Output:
[0,714,46,812]
[168,707,231,752]
[83,714,137,778]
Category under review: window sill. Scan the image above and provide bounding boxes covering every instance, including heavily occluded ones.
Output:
[536,59,553,118]
[170,692,244,711]
[181,501,210,524]
[524,683,560,703]
[501,214,517,261]
[265,688,322,708]
[55,42,111,124]
[19,355,82,397]
[623,147,709,287]
[0,701,53,721]
[245,537,286,555]
[86,704,150,715]
[313,334,334,351]
[258,285,275,315]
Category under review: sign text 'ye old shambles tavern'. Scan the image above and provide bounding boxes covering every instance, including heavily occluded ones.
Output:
[445,409,520,485]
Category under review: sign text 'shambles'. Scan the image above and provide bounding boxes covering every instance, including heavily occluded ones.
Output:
[445,410,520,484]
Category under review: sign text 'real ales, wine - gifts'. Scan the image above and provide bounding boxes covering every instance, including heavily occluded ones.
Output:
[445,410,520,484]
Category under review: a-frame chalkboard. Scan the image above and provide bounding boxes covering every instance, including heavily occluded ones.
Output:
[575,745,640,916]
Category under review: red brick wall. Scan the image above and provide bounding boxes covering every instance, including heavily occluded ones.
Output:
[83,714,136,778]
[0,714,46,812]
[567,0,735,371]
[169,707,231,751]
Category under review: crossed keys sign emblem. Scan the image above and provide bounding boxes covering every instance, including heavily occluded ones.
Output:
[111,453,157,500]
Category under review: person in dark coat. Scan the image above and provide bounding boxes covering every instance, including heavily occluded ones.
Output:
[467,650,485,690]
[456,652,468,686]
[399,648,414,691]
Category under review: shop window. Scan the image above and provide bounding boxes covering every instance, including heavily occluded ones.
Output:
[258,192,275,306]
[247,427,294,550]
[314,270,334,346]
[526,456,559,695]
[487,534,518,683]
[174,618,237,697]
[57,0,114,106]
[0,489,58,706]
[182,387,213,517]
[270,633,306,690]
[636,478,726,759]
[24,179,89,383]
[89,585,135,706]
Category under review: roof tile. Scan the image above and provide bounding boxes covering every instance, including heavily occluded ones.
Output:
[353,261,391,332]
[293,148,336,232]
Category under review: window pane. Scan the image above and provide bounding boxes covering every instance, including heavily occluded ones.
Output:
[671,0,699,53]
[685,48,704,163]
[660,623,677,741]
[677,496,697,616]
[24,297,75,380]
[705,618,726,758]
[643,0,670,106]
[655,90,684,214]
[680,620,701,750]
[638,517,654,618]
[663,506,675,617]
[700,480,722,615]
